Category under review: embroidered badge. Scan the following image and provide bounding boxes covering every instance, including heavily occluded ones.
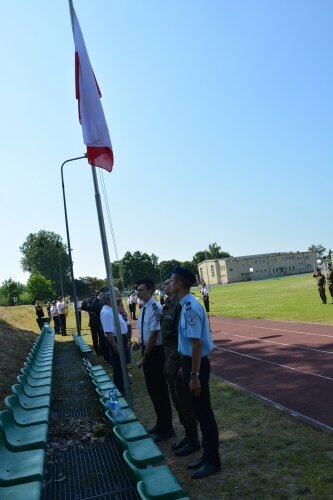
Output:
[187,312,196,326]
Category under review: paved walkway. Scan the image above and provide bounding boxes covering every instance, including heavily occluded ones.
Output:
[209,316,333,432]
[42,341,138,500]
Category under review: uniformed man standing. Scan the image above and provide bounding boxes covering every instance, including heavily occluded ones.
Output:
[170,267,221,479]
[161,276,200,457]
[201,282,210,313]
[136,279,175,442]
[327,263,333,302]
[312,268,327,304]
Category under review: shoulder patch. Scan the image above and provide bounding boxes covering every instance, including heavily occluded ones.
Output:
[186,310,197,326]
[152,303,158,310]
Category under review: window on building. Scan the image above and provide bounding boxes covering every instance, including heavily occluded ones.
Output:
[211,265,215,277]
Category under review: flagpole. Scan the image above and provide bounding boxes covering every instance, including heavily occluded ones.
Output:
[61,155,86,336]
[91,166,133,408]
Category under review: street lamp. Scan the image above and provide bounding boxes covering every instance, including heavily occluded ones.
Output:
[61,155,86,335]
[58,253,64,298]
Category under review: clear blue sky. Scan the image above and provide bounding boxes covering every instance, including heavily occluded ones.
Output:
[1,0,332,285]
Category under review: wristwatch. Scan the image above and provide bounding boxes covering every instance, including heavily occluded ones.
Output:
[191,372,200,377]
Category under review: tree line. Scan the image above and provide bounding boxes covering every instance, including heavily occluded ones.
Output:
[0,230,229,306]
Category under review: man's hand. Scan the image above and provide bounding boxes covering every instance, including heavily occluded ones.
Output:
[190,376,201,397]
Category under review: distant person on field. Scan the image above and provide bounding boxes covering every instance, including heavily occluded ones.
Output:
[35,301,45,330]
[50,300,61,334]
[57,296,67,335]
[46,302,52,320]
[312,268,327,304]
[327,263,333,302]
[201,282,210,313]
[127,290,137,320]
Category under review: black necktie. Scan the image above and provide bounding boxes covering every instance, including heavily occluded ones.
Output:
[141,307,146,345]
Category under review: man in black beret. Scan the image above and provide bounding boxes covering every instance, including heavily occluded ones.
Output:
[170,266,221,479]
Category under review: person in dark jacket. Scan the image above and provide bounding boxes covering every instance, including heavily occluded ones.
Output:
[312,268,327,304]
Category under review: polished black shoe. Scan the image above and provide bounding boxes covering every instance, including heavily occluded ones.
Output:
[153,429,176,443]
[191,462,221,479]
[145,425,158,434]
[186,456,204,470]
[171,437,188,451]
[175,440,201,457]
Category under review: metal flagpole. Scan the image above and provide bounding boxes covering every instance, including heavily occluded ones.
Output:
[61,155,85,336]
[91,166,132,408]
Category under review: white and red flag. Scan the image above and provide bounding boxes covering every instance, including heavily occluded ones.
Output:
[69,1,113,172]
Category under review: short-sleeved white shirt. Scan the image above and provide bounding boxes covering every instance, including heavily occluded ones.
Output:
[100,305,128,337]
[137,297,162,346]
[178,293,213,357]
[57,301,66,314]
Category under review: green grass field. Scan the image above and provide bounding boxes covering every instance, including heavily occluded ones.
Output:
[196,273,333,324]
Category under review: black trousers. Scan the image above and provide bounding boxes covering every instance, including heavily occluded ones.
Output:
[107,335,129,396]
[142,345,173,433]
[53,315,61,334]
[59,314,66,335]
[182,355,220,467]
[318,286,327,304]
[203,296,210,313]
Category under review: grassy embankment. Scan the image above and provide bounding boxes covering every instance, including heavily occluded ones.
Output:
[1,274,333,499]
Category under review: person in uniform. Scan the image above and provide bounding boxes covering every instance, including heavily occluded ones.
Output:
[201,282,210,313]
[100,292,129,395]
[312,268,327,304]
[136,278,175,442]
[161,275,200,456]
[170,266,221,479]
[57,296,67,336]
[327,263,333,302]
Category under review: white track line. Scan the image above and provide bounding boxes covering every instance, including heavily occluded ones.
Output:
[214,331,333,355]
[212,320,333,339]
[213,345,333,382]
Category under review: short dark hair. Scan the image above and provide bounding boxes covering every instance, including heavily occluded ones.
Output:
[136,279,155,292]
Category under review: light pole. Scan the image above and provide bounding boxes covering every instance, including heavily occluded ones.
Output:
[58,252,64,298]
[61,155,86,335]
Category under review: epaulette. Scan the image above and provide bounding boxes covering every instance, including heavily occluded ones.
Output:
[152,303,158,310]
[185,301,192,310]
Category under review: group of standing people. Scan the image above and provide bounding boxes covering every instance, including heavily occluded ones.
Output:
[135,267,220,480]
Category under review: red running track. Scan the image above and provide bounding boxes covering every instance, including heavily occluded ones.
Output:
[209,316,333,432]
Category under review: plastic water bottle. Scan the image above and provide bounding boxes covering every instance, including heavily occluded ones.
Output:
[106,388,118,411]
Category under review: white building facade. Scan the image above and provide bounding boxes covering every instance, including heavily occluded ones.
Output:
[198,251,318,285]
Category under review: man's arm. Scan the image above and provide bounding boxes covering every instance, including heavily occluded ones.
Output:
[189,338,202,397]
[105,332,119,354]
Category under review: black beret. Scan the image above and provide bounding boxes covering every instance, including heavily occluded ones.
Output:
[135,279,155,289]
[172,266,196,286]
[99,287,109,294]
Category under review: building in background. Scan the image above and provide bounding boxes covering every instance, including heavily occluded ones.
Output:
[198,251,318,285]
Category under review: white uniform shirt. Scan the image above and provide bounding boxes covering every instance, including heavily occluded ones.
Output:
[137,297,162,346]
[50,305,58,318]
[100,305,128,337]
[57,301,66,314]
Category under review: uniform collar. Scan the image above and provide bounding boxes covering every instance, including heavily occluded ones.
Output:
[179,293,192,306]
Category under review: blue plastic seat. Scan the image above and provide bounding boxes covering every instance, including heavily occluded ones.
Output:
[4,395,49,426]
[0,410,48,451]
[113,428,164,467]
[0,481,42,500]
[16,376,51,397]
[11,385,50,410]
[0,432,45,486]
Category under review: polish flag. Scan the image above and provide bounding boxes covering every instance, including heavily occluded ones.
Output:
[69,1,113,172]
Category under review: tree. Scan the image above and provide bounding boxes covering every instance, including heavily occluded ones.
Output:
[121,251,159,288]
[308,244,327,259]
[74,276,107,298]
[26,274,54,303]
[20,230,70,294]
[192,242,230,265]
[159,260,182,279]
[0,278,26,306]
